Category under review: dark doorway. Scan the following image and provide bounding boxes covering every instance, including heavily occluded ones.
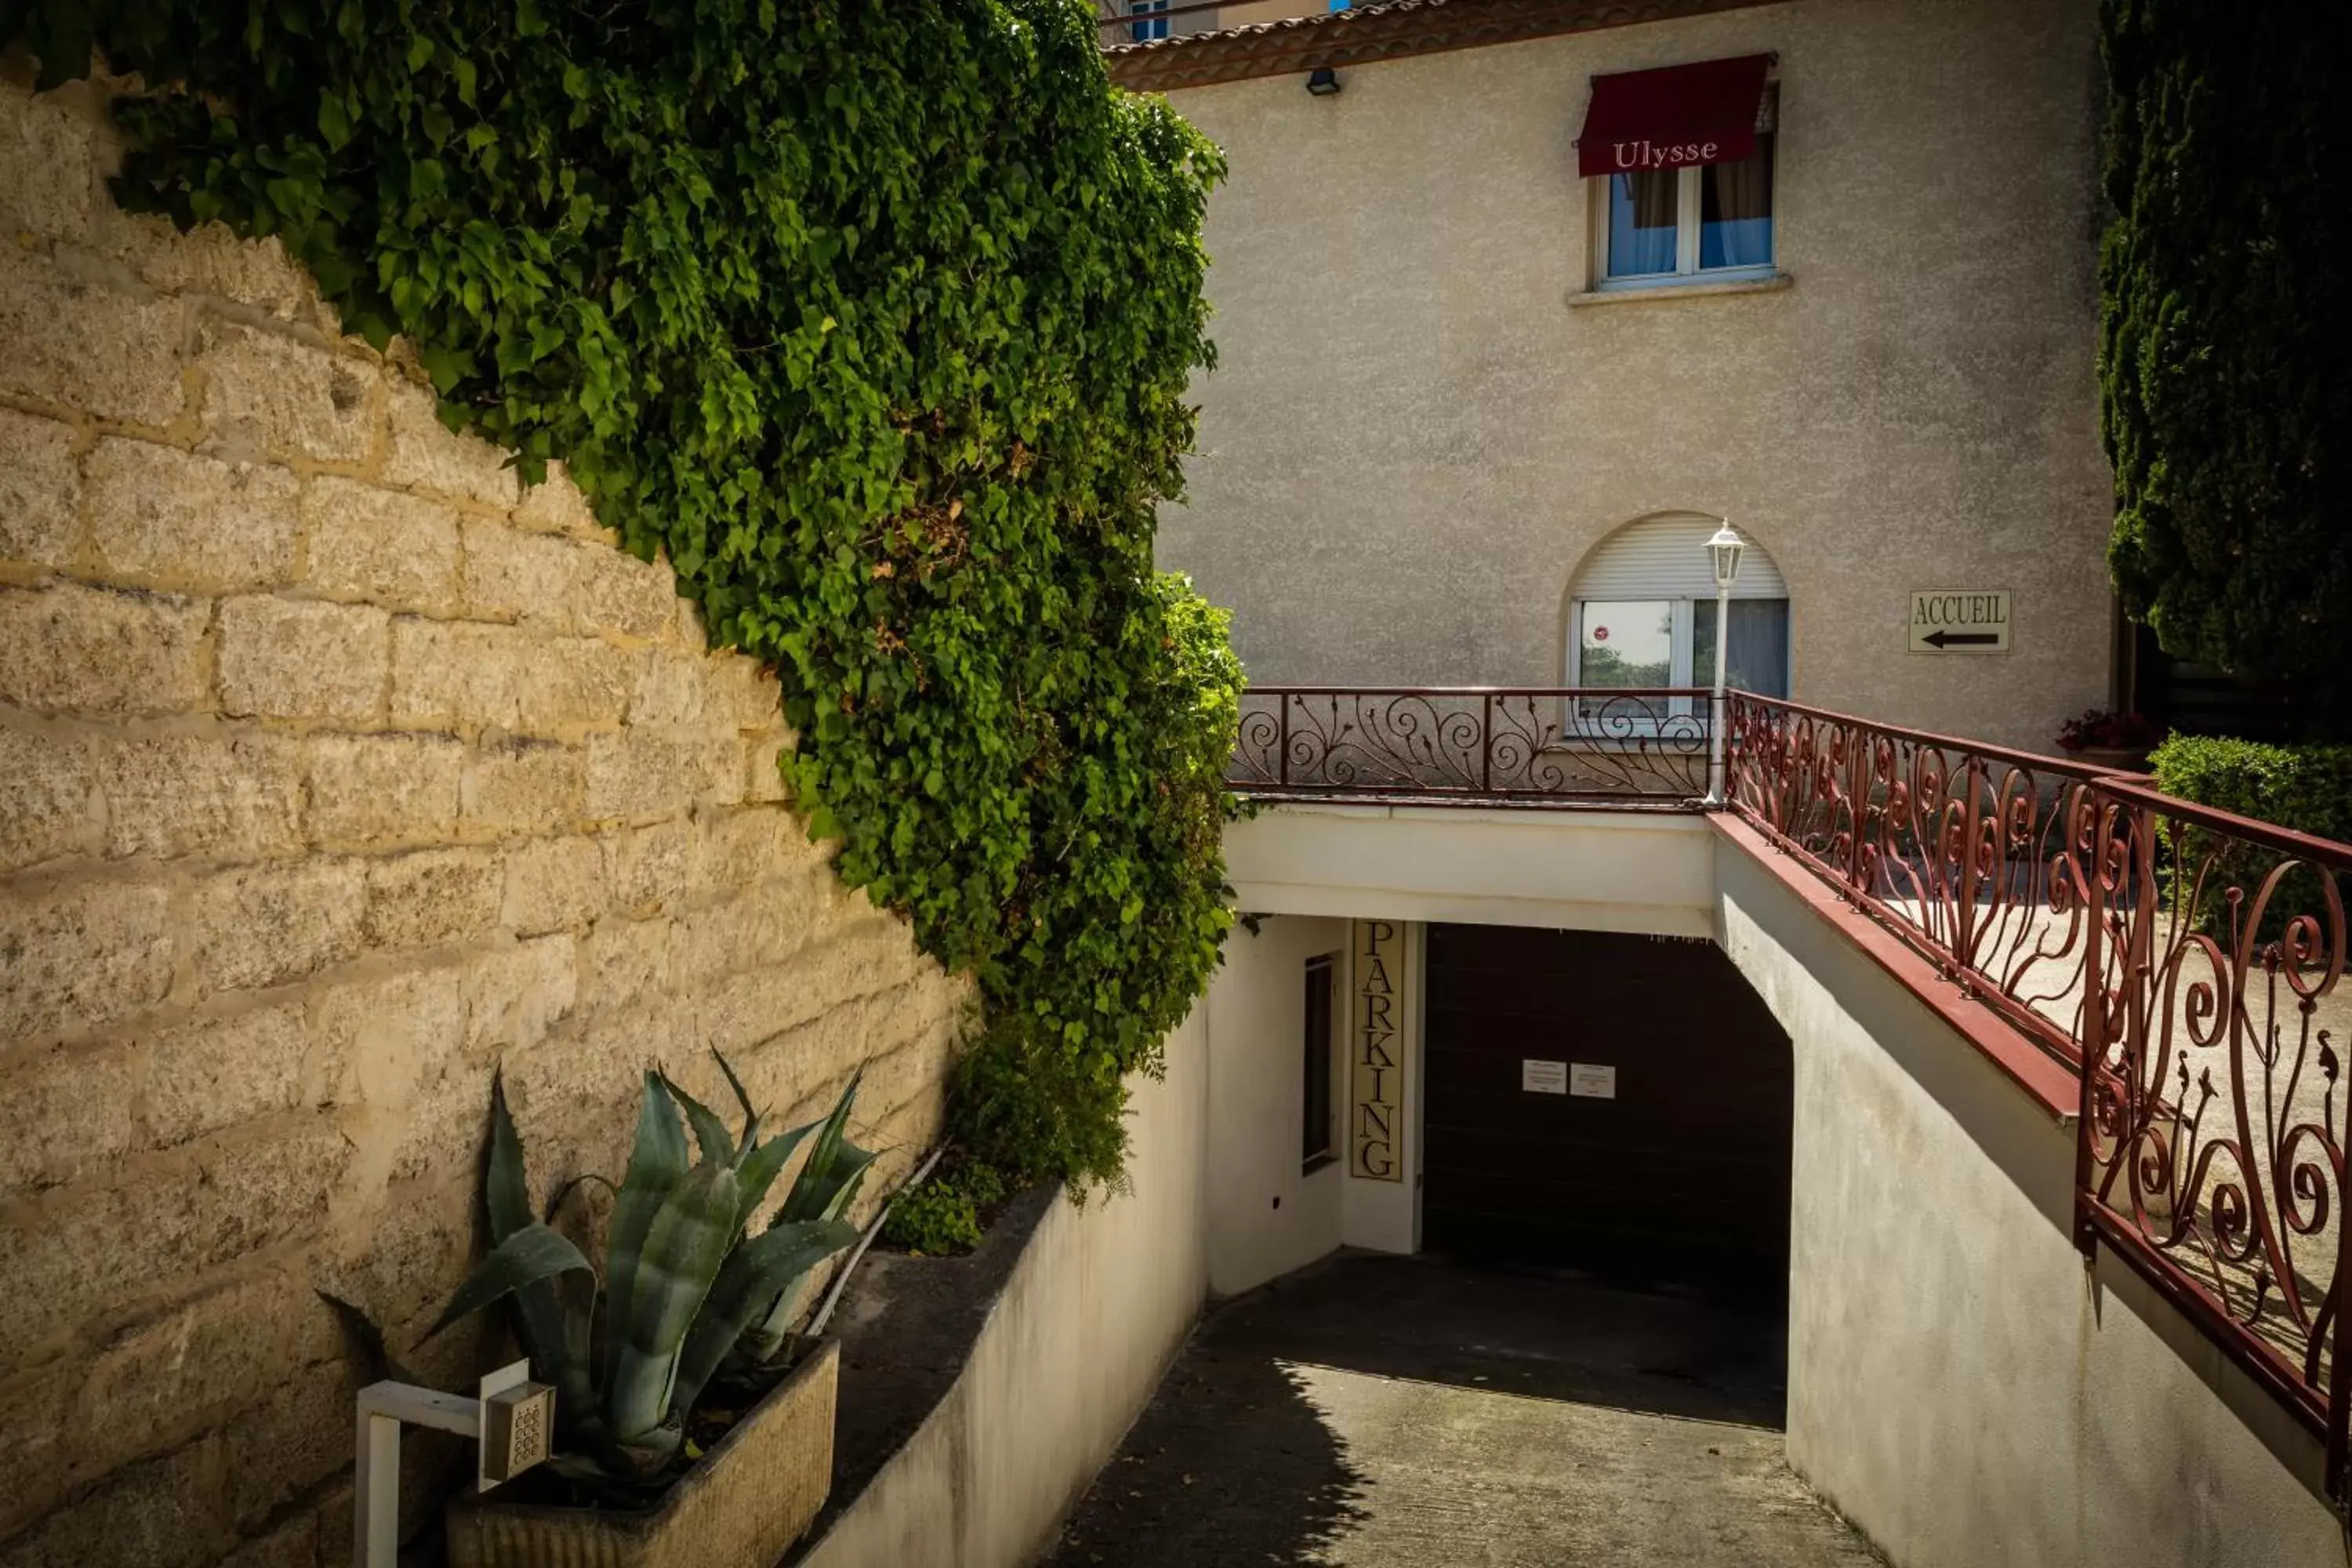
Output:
[1422,924,1794,1298]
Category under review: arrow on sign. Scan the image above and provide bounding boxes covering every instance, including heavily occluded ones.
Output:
[1922,630,1999,648]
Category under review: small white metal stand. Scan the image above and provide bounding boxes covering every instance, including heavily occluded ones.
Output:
[353,1359,550,1567]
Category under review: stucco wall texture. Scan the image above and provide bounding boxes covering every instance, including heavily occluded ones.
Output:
[1156,0,2115,753]
[0,70,965,1567]
[1203,913,1348,1299]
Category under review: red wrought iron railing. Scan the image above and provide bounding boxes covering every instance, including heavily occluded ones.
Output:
[1094,0,1273,42]
[1229,687,1714,805]
[1722,693,2115,1069]
[1221,685,2352,1497]
[1721,691,2351,1497]
[2074,772,2352,1481]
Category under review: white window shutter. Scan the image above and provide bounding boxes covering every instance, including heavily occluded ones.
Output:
[1572,514,1788,601]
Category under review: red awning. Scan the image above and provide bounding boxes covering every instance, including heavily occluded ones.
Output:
[1576,54,1771,179]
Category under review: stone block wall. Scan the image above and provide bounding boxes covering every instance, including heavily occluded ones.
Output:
[0,67,968,1567]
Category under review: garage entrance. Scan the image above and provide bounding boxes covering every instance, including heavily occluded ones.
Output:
[1421,924,1794,1297]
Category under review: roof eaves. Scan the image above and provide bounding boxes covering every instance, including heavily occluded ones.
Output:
[1105,0,1782,94]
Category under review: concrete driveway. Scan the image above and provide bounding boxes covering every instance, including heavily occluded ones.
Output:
[1041,1252,1883,1567]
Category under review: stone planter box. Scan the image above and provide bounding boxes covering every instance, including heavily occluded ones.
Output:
[447,1339,839,1568]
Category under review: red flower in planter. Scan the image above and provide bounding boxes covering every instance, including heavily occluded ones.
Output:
[2056,708,2165,752]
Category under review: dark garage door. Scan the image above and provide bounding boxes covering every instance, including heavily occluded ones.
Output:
[1423,924,1794,1295]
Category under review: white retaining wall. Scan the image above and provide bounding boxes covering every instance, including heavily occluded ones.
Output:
[1712,827,2341,1568]
[796,1008,1210,1568]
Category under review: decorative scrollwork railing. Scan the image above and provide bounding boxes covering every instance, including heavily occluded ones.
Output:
[2076,777,2351,1470]
[1229,687,1712,804]
[1723,691,2352,1491]
[1723,693,2114,1067]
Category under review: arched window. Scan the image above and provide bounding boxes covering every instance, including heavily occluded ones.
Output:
[1566,514,1791,697]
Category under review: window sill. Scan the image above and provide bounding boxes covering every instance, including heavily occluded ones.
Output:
[1569,271,1792,307]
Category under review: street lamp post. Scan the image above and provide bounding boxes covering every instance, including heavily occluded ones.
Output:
[1704,523,1746,806]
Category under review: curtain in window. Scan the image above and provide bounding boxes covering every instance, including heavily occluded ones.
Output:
[1725,599,1790,696]
[1700,132,1775,269]
[1608,171,1680,278]
[1693,597,1791,697]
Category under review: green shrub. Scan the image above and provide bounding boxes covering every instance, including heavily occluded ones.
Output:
[2151,737,2352,840]
[882,1160,1009,1256]
[2,0,1243,1194]
[2147,735,2352,940]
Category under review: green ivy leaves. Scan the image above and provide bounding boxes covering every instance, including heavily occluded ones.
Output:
[13,0,1237,1192]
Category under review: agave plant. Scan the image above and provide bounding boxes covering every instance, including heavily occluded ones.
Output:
[429,1054,873,1481]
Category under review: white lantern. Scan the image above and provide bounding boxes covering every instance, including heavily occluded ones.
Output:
[1707,523,1746,591]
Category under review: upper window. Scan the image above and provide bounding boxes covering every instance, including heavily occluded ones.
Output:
[1602,129,1775,283]
[1567,514,1791,698]
[1578,56,1779,289]
[1128,0,1169,42]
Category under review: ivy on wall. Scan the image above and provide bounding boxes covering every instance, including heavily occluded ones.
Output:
[3,0,1240,1192]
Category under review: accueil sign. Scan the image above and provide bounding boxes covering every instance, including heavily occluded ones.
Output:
[1907,589,2012,653]
[1351,920,1405,1182]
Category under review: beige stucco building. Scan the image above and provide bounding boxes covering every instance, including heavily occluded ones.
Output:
[1116,0,2116,753]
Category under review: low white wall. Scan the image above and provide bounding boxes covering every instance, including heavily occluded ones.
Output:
[1712,829,2341,1568]
[797,1009,1210,1568]
[1225,804,1715,935]
[1205,916,1350,1297]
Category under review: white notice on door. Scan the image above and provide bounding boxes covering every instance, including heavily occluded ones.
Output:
[1569,1063,1617,1099]
[1521,1059,1568,1094]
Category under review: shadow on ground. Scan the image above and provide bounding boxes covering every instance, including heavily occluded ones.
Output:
[1201,1247,1791,1427]
[1047,1315,1374,1566]
[1043,1250,1880,1568]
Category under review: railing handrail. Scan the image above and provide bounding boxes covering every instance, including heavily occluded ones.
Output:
[2090,770,2352,871]
[1229,682,2352,859]
[1095,0,1268,38]
[1726,691,2137,785]
[1230,687,1712,804]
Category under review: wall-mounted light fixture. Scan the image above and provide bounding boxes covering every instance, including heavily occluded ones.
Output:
[1305,67,1341,96]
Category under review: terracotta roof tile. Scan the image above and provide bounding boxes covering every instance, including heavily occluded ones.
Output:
[1105,0,1780,93]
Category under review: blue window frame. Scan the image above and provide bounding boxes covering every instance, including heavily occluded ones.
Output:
[1129,0,1169,42]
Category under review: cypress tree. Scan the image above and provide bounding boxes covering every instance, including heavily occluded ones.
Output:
[2100,0,2352,708]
